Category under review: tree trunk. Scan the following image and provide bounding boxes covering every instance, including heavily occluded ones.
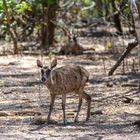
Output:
[2,0,18,54]
[97,0,103,17]
[104,0,109,17]
[129,0,140,43]
[41,4,57,49]
[111,0,123,34]
[136,0,140,15]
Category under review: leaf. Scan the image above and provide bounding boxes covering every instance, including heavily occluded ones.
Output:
[106,43,113,48]
[47,0,56,5]
[48,51,55,57]
[83,0,92,6]
[15,1,28,14]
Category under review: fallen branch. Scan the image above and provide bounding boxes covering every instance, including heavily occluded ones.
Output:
[121,83,138,87]
[108,40,138,75]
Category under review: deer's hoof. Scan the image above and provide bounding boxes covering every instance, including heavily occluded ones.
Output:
[63,120,67,126]
[74,119,78,123]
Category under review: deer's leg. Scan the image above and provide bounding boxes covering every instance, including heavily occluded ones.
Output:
[82,91,91,121]
[46,94,55,124]
[74,94,83,123]
[62,94,67,125]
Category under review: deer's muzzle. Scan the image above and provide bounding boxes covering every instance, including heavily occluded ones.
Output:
[41,68,51,82]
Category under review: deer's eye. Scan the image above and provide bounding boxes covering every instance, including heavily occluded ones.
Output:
[46,69,51,76]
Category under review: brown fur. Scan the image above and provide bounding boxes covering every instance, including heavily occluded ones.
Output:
[37,59,91,125]
[59,33,84,55]
[59,43,84,55]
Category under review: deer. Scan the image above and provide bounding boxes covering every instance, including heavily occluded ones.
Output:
[59,31,85,55]
[37,58,91,125]
[51,21,86,55]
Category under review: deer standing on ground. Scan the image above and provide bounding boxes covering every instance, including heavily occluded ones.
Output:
[37,58,91,125]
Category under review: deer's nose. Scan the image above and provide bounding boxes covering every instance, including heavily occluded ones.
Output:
[41,77,46,82]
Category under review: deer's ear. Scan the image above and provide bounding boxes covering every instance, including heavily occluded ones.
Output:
[37,60,43,68]
[50,57,57,69]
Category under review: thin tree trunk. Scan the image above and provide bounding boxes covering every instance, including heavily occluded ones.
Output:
[2,0,18,54]
[111,0,123,34]
[41,4,57,49]
[136,0,140,15]
[104,0,109,17]
[129,0,140,44]
[97,0,103,17]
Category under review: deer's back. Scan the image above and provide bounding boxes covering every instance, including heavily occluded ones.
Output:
[45,65,89,94]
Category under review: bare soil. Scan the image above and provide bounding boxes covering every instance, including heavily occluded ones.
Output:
[0,45,140,139]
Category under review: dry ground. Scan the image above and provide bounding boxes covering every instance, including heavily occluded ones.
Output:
[0,50,140,139]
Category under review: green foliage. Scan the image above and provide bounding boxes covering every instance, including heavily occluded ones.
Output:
[82,0,92,6]
[47,0,56,5]
[0,0,133,47]
[0,1,27,32]
[31,0,56,5]
[15,1,29,14]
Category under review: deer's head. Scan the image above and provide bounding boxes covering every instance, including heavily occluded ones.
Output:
[37,58,57,82]
[66,30,79,46]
